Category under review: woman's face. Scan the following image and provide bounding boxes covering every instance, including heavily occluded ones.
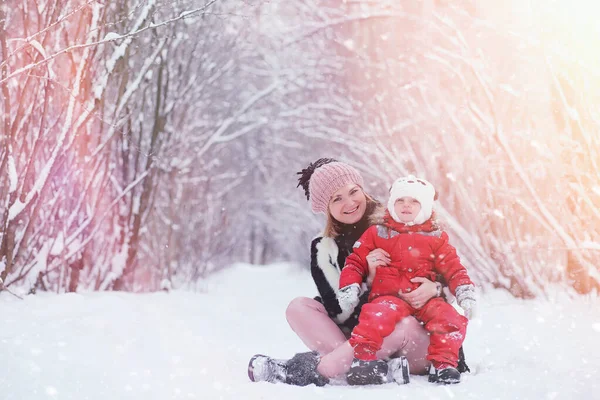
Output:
[328,184,367,225]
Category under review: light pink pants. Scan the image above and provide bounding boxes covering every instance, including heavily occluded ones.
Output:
[286,296,430,379]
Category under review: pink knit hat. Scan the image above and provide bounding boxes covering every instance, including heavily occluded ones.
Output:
[308,162,364,214]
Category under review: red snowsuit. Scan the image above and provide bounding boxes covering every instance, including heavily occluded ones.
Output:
[339,213,473,367]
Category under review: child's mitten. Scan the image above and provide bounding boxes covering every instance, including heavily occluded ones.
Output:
[455,284,477,320]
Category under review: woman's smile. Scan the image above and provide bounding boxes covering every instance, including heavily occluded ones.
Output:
[344,205,360,215]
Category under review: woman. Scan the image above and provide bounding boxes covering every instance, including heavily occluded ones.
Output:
[248,159,466,386]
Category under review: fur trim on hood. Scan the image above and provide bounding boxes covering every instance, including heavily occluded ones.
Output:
[368,207,387,226]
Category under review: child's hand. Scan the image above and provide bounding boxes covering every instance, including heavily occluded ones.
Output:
[366,249,391,285]
[455,284,477,319]
[460,298,477,320]
[338,283,361,314]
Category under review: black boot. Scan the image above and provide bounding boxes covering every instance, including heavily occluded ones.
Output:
[248,352,328,386]
[347,357,410,386]
[285,351,329,387]
[457,346,470,373]
[428,364,461,384]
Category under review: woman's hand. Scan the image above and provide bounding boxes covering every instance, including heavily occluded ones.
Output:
[398,277,440,309]
[366,249,391,285]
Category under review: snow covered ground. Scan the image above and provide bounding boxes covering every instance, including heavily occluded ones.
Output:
[1,263,599,400]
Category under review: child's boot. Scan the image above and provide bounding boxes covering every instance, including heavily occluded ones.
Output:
[428,363,461,384]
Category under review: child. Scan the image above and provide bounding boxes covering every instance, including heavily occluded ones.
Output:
[338,175,476,384]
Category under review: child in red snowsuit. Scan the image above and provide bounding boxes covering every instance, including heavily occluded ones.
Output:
[338,176,476,384]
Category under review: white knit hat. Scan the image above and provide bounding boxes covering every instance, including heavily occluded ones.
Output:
[388,175,437,225]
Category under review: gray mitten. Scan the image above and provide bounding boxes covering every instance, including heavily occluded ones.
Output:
[336,283,361,322]
[455,284,477,320]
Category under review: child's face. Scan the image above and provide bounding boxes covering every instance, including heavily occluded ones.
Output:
[394,197,421,223]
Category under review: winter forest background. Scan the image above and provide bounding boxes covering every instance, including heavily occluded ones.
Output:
[1,0,599,298]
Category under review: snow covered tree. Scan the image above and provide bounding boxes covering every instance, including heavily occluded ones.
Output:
[2,0,597,297]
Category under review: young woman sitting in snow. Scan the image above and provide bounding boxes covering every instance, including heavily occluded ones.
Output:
[339,175,476,384]
[247,159,470,386]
